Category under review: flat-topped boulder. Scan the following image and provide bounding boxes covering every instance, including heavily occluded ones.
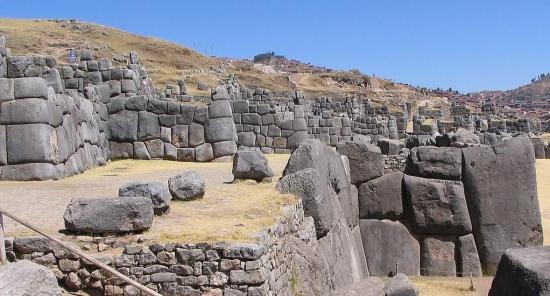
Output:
[407,146,462,180]
[232,146,274,182]
[63,196,154,234]
[489,247,550,296]
[119,182,171,215]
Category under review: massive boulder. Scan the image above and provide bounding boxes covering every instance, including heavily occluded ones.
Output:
[336,141,384,185]
[358,172,403,220]
[407,146,462,180]
[0,260,62,296]
[232,146,274,182]
[489,247,550,296]
[63,196,154,234]
[458,234,482,277]
[462,135,543,273]
[403,175,472,235]
[119,182,171,215]
[360,219,420,276]
[168,171,206,200]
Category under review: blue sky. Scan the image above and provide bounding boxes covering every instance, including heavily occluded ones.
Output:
[1,0,549,93]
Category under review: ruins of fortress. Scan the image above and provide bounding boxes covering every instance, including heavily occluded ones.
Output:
[0,35,549,296]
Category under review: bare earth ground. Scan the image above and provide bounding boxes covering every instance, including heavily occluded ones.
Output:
[0,154,296,243]
[1,157,548,295]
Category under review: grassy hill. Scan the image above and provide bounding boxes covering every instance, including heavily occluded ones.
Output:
[0,18,448,111]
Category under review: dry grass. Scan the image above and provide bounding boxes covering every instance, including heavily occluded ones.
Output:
[537,159,550,245]
[0,154,297,243]
[411,276,492,296]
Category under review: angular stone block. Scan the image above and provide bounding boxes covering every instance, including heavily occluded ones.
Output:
[336,141,384,185]
[6,124,58,164]
[358,172,404,219]
[13,77,48,99]
[420,237,456,276]
[109,110,138,142]
[407,146,462,180]
[205,118,236,143]
[137,111,160,140]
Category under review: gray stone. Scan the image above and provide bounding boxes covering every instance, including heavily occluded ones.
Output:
[171,125,189,148]
[489,247,550,296]
[145,139,164,158]
[358,172,403,219]
[208,100,232,118]
[336,141,384,185]
[119,182,171,215]
[360,219,420,276]
[168,171,205,200]
[13,77,48,99]
[14,236,54,253]
[233,100,249,113]
[378,138,402,155]
[420,237,456,276]
[453,127,480,144]
[403,175,472,235]
[188,123,205,147]
[6,124,57,164]
[110,142,134,159]
[134,142,151,160]
[205,118,236,142]
[213,140,237,158]
[121,79,137,93]
[177,148,195,161]
[241,113,262,125]
[458,234,482,277]
[287,131,309,149]
[137,111,160,140]
[0,260,62,296]
[125,96,148,111]
[237,132,256,147]
[195,143,214,162]
[109,110,139,142]
[462,135,542,273]
[0,163,60,181]
[164,143,177,160]
[0,78,14,102]
[0,125,4,165]
[407,146,462,180]
[232,147,273,182]
[63,196,154,234]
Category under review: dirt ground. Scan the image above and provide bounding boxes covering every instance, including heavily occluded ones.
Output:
[0,154,295,243]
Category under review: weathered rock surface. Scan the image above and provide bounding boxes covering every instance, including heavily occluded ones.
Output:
[336,141,384,185]
[420,237,456,276]
[403,175,472,235]
[489,247,550,296]
[462,135,543,273]
[458,234,482,277]
[0,260,62,296]
[358,172,403,220]
[407,146,462,180]
[360,219,420,276]
[232,146,273,182]
[63,196,154,234]
[168,171,206,200]
[119,182,171,215]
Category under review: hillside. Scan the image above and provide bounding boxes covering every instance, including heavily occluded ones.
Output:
[0,18,448,111]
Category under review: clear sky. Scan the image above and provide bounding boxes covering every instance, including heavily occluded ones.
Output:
[1,0,549,93]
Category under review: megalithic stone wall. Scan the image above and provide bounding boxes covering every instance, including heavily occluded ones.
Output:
[0,77,110,180]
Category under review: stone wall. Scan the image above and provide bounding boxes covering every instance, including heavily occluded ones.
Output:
[487,118,531,133]
[0,77,109,181]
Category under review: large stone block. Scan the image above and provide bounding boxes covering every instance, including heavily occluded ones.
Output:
[13,77,48,99]
[208,100,232,119]
[0,78,14,102]
[336,141,384,185]
[109,110,138,142]
[360,219,420,276]
[171,125,189,148]
[134,142,151,160]
[407,146,462,180]
[138,111,160,140]
[232,147,273,182]
[241,113,262,125]
[119,182,171,215]
[63,196,154,234]
[403,175,472,235]
[188,123,205,147]
[0,163,59,181]
[489,247,550,296]
[110,142,134,159]
[420,237,456,276]
[6,124,58,164]
[287,131,309,149]
[237,132,256,147]
[358,172,404,219]
[458,234,482,277]
[0,98,52,124]
[213,140,237,158]
[205,118,236,143]
[145,139,164,158]
[195,143,214,162]
[462,135,543,273]
[0,125,5,165]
